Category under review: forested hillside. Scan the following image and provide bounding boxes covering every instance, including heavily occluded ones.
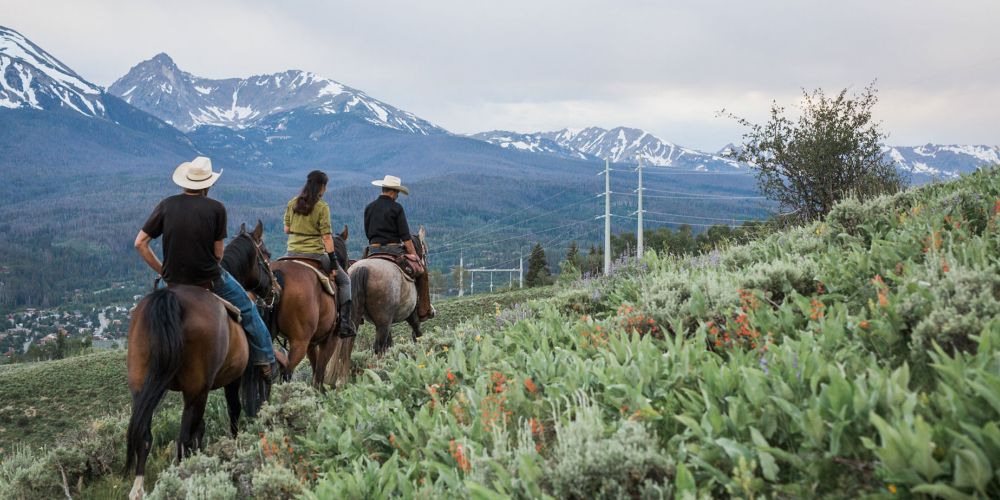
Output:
[3,166,999,498]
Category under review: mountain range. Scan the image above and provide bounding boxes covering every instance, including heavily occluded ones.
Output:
[0,24,997,310]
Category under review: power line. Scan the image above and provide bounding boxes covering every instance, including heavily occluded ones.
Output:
[610,190,766,200]
[638,168,754,176]
[610,213,740,228]
[641,209,761,222]
[433,195,597,252]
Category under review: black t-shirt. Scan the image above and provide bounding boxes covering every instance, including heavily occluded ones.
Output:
[364,195,412,244]
[142,194,227,285]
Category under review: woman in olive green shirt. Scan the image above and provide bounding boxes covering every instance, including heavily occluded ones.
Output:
[283,170,354,336]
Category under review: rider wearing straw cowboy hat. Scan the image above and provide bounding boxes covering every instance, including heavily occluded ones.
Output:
[364,175,434,321]
[134,156,284,378]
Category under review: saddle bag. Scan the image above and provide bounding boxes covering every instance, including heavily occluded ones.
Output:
[400,254,426,278]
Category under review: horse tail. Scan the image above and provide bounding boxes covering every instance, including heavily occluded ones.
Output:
[323,266,368,386]
[240,359,268,419]
[351,265,368,324]
[125,288,184,474]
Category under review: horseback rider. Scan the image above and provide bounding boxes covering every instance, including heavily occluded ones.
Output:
[363,175,434,321]
[282,170,356,337]
[133,156,284,378]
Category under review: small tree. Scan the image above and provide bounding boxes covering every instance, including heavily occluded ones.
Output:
[724,83,905,223]
[565,241,580,269]
[525,243,551,287]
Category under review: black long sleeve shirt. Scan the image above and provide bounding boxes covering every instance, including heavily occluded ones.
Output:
[364,195,412,244]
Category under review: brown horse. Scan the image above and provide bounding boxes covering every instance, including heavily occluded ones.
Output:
[267,226,350,386]
[125,224,273,500]
[325,226,428,386]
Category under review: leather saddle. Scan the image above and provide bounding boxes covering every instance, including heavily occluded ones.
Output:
[364,253,424,282]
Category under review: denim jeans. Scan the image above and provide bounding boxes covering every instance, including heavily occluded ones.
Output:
[214,269,276,365]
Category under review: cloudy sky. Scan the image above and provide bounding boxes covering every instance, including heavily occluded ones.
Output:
[4,0,999,150]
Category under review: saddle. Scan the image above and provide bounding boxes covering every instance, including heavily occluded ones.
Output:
[275,257,337,297]
[365,253,424,282]
[215,295,243,323]
[157,280,243,323]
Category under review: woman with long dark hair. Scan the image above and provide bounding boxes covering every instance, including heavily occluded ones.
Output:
[283,170,354,336]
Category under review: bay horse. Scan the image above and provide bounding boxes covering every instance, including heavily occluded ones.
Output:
[125,221,274,500]
[326,226,428,386]
[267,225,350,387]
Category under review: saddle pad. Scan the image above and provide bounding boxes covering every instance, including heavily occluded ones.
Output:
[364,254,415,282]
[213,295,242,323]
[286,259,337,297]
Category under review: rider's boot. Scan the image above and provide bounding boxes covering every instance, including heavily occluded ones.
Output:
[338,300,357,338]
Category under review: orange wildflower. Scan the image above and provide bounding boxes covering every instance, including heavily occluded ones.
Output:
[524,377,538,394]
[859,320,870,330]
[449,440,470,472]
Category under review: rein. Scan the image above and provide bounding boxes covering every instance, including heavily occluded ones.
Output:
[241,231,281,308]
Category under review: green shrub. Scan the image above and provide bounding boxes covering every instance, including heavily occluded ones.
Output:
[546,394,672,499]
[148,455,237,500]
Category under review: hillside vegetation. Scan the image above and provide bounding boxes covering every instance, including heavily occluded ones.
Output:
[3,167,1000,498]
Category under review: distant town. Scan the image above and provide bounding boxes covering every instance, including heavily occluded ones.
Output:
[1,289,139,364]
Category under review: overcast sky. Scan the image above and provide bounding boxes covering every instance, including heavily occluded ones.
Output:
[4,0,999,150]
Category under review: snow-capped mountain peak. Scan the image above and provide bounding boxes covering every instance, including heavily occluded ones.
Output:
[884,144,1000,180]
[0,25,105,116]
[109,54,444,134]
[542,126,745,171]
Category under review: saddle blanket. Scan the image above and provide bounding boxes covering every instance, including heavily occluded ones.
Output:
[280,258,337,297]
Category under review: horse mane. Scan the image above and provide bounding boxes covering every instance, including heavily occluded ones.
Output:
[221,233,256,282]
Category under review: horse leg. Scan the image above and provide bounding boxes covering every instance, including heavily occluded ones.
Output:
[177,390,209,461]
[306,344,319,385]
[286,338,310,382]
[128,392,153,500]
[224,381,241,437]
[373,323,393,357]
[406,310,423,342]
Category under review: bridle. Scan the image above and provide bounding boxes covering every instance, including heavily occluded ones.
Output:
[241,231,281,308]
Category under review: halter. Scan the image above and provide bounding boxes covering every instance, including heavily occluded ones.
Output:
[240,231,281,308]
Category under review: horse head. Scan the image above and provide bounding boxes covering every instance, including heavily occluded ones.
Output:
[224,220,275,301]
[417,225,428,263]
[334,224,349,269]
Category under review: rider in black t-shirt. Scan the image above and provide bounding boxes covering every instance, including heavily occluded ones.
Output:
[134,157,282,377]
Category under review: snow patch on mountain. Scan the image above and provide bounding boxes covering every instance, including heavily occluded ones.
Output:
[884,144,1000,180]
[540,126,745,171]
[469,130,592,160]
[0,25,105,116]
[109,54,444,134]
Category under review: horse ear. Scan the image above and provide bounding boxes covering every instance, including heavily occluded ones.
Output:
[340,224,349,241]
[240,222,247,234]
[252,220,264,241]
[418,225,426,240]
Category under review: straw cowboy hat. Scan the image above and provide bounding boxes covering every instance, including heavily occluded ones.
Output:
[172,156,222,190]
[371,175,409,195]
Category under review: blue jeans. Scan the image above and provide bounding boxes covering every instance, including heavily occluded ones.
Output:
[214,269,276,365]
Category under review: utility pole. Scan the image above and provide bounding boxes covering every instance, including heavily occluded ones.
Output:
[489,272,494,292]
[471,271,475,295]
[636,157,644,260]
[458,251,464,297]
[604,158,611,275]
[519,253,524,288]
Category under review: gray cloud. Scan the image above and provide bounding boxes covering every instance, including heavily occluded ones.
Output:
[4,0,998,149]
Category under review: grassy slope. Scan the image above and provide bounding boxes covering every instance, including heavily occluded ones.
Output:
[0,286,555,452]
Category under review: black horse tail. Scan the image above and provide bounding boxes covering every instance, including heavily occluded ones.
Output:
[351,266,368,325]
[125,288,184,474]
[240,358,268,419]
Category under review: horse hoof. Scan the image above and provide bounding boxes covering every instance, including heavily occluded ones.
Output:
[129,476,145,500]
